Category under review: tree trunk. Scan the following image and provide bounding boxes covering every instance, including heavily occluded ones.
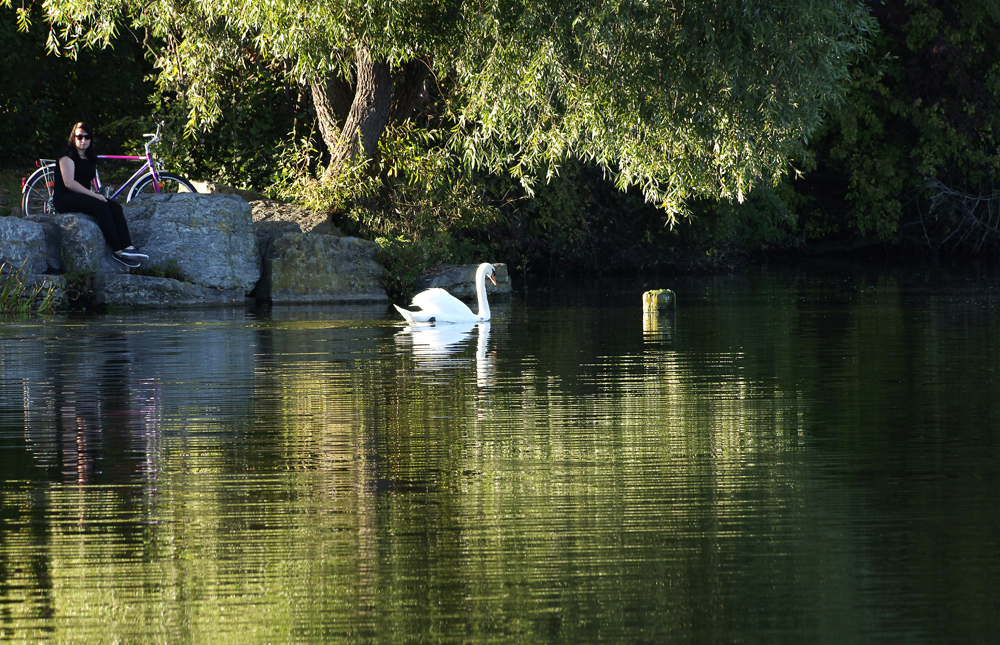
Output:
[310,50,431,180]
[324,46,393,178]
[310,74,354,153]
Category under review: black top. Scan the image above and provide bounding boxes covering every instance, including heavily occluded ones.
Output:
[52,146,97,200]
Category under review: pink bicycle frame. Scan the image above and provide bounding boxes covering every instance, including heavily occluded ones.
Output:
[90,124,169,199]
[93,153,165,200]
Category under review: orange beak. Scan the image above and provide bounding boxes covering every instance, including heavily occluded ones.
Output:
[488,271,497,286]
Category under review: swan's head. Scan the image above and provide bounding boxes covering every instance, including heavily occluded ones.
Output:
[479,263,497,286]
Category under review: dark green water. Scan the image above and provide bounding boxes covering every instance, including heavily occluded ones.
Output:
[2,264,999,643]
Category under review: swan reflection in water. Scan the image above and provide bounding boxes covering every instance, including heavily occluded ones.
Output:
[395,321,494,387]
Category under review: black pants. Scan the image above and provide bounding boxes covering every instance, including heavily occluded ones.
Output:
[54,192,132,251]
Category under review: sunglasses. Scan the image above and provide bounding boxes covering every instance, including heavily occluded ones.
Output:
[74,134,92,140]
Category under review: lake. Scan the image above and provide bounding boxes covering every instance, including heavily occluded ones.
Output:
[2,262,999,643]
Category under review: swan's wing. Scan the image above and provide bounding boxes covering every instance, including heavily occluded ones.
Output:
[410,288,458,312]
[410,288,477,322]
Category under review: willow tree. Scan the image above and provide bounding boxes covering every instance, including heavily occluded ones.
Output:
[9,0,875,218]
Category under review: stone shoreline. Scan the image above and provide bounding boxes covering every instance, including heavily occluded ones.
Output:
[1,193,509,310]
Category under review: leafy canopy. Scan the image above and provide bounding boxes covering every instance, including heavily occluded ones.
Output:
[11,0,875,218]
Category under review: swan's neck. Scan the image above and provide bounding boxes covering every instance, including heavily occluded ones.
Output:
[475,266,490,319]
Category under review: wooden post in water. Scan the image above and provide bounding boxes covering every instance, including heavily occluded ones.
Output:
[642,289,676,339]
[642,289,676,313]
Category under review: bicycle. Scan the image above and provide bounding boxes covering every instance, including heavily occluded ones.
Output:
[21,122,196,219]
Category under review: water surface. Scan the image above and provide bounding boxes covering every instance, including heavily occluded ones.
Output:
[2,264,999,643]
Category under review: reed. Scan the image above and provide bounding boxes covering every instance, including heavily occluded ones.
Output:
[0,260,57,315]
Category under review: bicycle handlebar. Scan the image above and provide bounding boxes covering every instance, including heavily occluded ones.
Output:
[142,122,165,142]
[141,122,165,155]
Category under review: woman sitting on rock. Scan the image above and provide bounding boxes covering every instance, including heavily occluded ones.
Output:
[53,122,148,268]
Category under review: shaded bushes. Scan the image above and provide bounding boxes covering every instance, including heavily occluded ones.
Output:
[1,3,153,166]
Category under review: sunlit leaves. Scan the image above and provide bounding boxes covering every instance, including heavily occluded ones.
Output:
[450,0,874,219]
[18,0,875,218]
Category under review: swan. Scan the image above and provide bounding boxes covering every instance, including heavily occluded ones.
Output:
[394,263,497,323]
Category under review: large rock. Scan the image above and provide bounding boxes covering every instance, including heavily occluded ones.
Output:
[190,180,265,202]
[4,194,398,309]
[257,232,388,303]
[94,274,246,308]
[414,263,512,300]
[49,213,121,273]
[127,193,260,293]
[52,213,107,272]
[254,220,301,258]
[25,211,164,274]
[251,199,336,235]
[0,216,48,275]
[21,213,63,272]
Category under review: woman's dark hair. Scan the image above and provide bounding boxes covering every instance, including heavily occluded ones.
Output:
[67,121,97,161]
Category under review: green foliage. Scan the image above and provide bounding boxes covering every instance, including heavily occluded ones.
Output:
[806,0,1000,251]
[16,0,875,219]
[274,121,500,245]
[375,234,455,301]
[61,268,97,311]
[271,130,377,218]
[0,2,153,165]
[363,123,500,239]
[0,260,56,315]
[149,59,306,190]
[451,0,876,218]
[483,161,674,274]
[0,169,23,216]
[680,184,802,267]
[353,124,513,297]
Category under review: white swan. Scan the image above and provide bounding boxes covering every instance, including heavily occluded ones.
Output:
[394,263,497,323]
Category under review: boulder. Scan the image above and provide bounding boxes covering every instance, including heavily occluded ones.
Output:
[414,263,512,300]
[21,213,63,272]
[0,216,48,275]
[258,232,388,303]
[13,194,260,307]
[48,213,120,273]
[251,199,336,235]
[94,274,246,308]
[4,194,401,309]
[127,193,261,293]
[254,220,301,258]
[190,180,266,202]
[25,211,166,275]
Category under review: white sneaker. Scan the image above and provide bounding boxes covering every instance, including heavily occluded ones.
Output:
[120,248,149,259]
[113,253,140,268]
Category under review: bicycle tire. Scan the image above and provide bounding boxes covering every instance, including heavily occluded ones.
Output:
[127,172,196,201]
[21,165,57,218]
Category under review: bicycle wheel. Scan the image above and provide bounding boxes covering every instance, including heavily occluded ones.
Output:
[21,165,57,218]
[126,172,196,201]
